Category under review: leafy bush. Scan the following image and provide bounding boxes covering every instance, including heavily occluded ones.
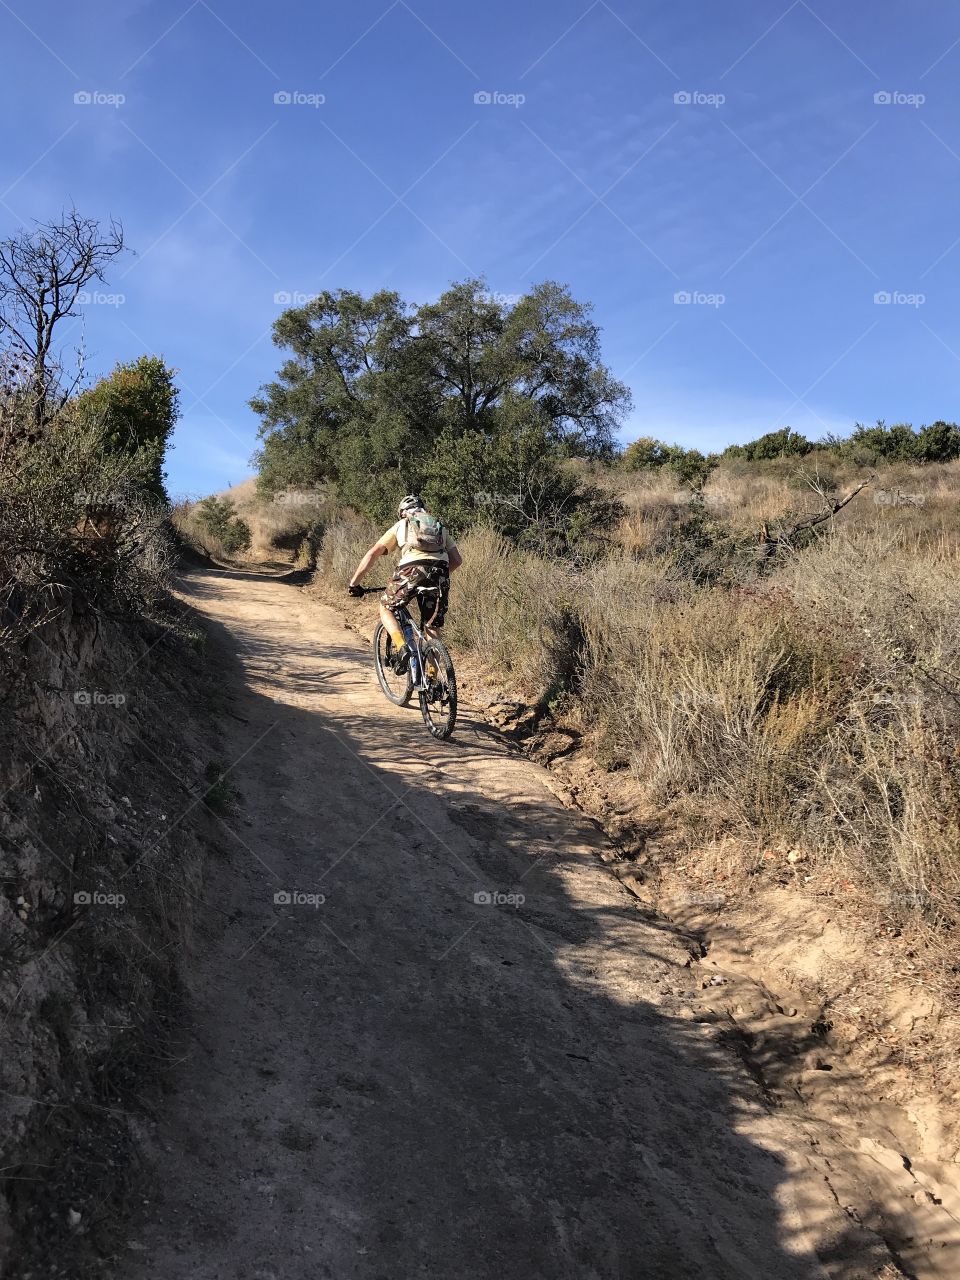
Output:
[73,356,180,500]
[621,437,670,470]
[193,496,251,555]
[826,420,960,466]
[723,427,812,461]
[621,437,718,489]
[914,420,960,462]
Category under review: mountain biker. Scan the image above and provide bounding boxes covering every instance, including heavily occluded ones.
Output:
[348,496,461,671]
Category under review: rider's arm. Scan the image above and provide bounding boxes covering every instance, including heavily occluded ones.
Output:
[444,527,462,572]
[348,542,387,589]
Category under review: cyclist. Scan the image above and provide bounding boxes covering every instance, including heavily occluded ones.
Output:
[348,495,461,671]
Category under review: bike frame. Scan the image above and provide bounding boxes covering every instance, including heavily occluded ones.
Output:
[396,592,439,689]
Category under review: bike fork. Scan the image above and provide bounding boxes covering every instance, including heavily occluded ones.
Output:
[402,621,425,689]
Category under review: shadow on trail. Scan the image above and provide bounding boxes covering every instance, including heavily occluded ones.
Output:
[122,572,930,1280]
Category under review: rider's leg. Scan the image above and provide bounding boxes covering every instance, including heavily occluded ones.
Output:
[379,604,405,650]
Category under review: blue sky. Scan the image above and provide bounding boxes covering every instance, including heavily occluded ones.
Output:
[2,0,958,496]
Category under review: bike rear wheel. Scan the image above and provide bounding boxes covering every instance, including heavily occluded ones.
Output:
[373,623,413,706]
[418,638,457,739]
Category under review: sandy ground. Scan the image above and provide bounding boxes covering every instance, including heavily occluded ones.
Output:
[122,567,957,1280]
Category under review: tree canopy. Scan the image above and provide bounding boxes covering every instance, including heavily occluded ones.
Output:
[250,279,631,543]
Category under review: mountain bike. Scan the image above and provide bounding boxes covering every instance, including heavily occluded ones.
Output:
[354,586,458,739]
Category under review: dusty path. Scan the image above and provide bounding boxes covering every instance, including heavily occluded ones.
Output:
[123,568,938,1279]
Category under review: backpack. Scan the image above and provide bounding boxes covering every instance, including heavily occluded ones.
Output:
[403,511,445,555]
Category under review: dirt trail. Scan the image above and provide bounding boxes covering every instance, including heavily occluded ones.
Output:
[123,567,956,1280]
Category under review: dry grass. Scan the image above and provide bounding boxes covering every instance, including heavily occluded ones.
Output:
[315,458,960,937]
[314,513,380,583]
[172,476,330,565]
[607,454,960,554]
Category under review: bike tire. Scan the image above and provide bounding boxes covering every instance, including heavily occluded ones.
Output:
[373,623,413,706]
[418,638,457,739]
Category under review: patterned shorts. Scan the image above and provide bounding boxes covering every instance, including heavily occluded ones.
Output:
[381,561,450,628]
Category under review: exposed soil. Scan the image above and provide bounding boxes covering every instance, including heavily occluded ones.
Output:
[121,567,960,1279]
[0,591,221,1278]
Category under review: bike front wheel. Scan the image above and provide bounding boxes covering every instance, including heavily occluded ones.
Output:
[373,624,413,706]
[418,638,457,739]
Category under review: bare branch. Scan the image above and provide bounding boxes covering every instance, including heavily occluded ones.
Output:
[0,208,125,431]
[755,476,874,558]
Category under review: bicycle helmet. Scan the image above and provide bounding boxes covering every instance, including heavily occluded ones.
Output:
[398,494,424,518]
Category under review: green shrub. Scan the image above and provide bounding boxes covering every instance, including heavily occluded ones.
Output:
[194,497,251,555]
[73,356,180,500]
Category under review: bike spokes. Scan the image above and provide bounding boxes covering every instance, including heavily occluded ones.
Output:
[373,624,413,706]
[418,639,457,739]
